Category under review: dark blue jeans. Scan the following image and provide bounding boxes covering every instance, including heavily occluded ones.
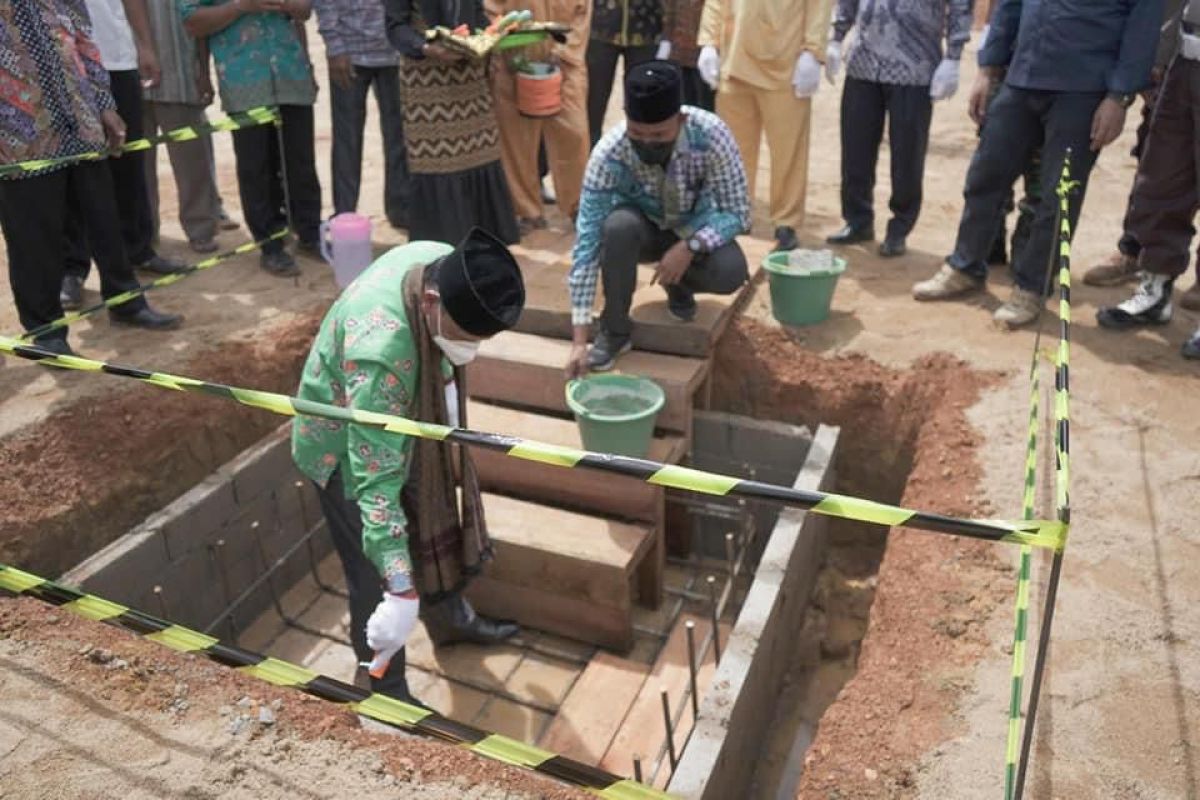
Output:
[948,86,1102,293]
[329,64,410,225]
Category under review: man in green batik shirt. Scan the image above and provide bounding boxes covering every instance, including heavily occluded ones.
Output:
[291,228,525,702]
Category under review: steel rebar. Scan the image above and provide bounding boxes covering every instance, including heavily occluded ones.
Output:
[685,621,699,719]
[660,688,678,773]
[706,575,721,664]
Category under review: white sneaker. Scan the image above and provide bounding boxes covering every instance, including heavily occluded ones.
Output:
[912,264,985,301]
[993,286,1044,329]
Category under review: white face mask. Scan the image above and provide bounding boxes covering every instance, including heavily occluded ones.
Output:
[432,306,480,366]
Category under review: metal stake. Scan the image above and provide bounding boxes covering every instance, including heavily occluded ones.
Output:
[633,756,643,783]
[208,539,238,639]
[295,481,348,598]
[152,584,168,619]
[685,620,699,719]
[706,575,722,663]
[724,532,736,577]
[660,688,678,773]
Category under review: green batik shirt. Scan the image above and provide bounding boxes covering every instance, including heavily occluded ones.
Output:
[291,241,453,593]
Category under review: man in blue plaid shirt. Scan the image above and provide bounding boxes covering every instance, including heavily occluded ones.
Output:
[565,61,751,375]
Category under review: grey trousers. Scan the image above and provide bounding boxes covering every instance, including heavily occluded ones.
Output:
[144,101,221,243]
[599,206,748,337]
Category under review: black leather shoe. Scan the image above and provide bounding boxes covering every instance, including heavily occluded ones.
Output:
[1182,330,1200,360]
[60,274,84,311]
[666,285,697,322]
[879,236,907,258]
[136,254,189,275]
[32,336,76,357]
[109,305,183,330]
[826,224,874,246]
[421,593,519,647]
[773,225,799,252]
[261,250,300,276]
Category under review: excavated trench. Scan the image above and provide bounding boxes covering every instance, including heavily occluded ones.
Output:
[710,316,995,798]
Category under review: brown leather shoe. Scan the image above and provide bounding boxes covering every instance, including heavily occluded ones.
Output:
[1082,251,1138,287]
[1180,281,1200,312]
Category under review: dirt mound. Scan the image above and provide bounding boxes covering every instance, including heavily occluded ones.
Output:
[0,312,322,577]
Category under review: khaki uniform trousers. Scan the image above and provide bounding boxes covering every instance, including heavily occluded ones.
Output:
[716,77,811,230]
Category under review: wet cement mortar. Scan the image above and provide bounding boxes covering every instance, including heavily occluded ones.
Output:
[712,317,1015,799]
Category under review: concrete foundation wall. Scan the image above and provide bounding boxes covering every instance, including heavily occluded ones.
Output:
[63,424,329,639]
[668,424,839,799]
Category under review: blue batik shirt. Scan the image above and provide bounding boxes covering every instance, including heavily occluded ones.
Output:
[833,0,974,87]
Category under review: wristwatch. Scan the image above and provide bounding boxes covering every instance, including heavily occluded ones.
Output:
[687,236,706,255]
[1107,92,1136,109]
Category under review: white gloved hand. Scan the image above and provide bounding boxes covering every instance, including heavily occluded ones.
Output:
[930,58,961,101]
[444,379,460,428]
[656,40,672,61]
[698,45,720,90]
[364,593,420,678]
[825,40,842,84]
[792,51,821,98]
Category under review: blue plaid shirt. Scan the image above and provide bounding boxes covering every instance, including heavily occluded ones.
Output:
[568,107,750,326]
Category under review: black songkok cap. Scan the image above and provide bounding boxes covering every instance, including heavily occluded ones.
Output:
[437,227,525,337]
[625,60,682,124]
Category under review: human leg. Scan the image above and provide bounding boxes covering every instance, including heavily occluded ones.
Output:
[543,58,590,219]
[373,66,412,227]
[156,102,221,245]
[279,105,323,247]
[586,39,620,147]
[885,82,934,241]
[0,170,71,344]
[838,77,886,236]
[330,66,371,215]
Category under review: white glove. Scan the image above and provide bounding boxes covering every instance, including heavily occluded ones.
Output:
[364,593,419,678]
[930,58,961,101]
[825,40,842,84]
[792,51,821,98]
[444,379,460,428]
[698,45,720,89]
[978,24,990,51]
[656,40,672,61]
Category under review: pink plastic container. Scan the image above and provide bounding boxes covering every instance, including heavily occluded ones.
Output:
[319,213,373,287]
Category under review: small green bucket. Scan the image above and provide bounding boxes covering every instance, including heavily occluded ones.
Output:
[762,252,848,326]
[565,374,666,459]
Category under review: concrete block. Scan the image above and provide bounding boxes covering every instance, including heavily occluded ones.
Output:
[160,472,237,562]
[62,524,170,607]
[668,424,838,800]
[230,428,296,505]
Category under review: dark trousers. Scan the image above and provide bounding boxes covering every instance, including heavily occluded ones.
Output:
[314,469,411,701]
[948,85,1102,293]
[681,66,715,112]
[0,162,146,344]
[599,206,748,337]
[586,40,657,146]
[840,77,933,239]
[231,104,322,253]
[330,65,410,225]
[1125,57,1200,279]
[66,70,155,279]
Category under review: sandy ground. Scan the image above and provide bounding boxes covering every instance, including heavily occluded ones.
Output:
[0,23,1197,800]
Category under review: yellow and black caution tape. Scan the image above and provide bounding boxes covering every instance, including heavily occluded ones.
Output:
[0,563,668,800]
[20,229,290,341]
[1008,155,1077,800]
[0,337,1068,552]
[0,107,280,178]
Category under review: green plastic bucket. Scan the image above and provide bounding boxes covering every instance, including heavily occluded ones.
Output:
[565,374,666,459]
[762,252,848,326]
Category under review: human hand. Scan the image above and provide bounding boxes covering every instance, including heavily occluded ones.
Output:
[825,41,841,85]
[656,40,672,61]
[652,240,692,287]
[423,42,465,63]
[328,54,355,90]
[792,51,820,99]
[99,109,126,155]
[968,69,999,126]
[565,343,589,379]
[698,46,720,90]
[364,592,419,678]
[930,58,960,101]
[1091,97,1127,151]
[137,46,161,89]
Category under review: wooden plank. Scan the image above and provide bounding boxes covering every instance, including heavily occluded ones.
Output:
[510,236,769,358]
[599,612,732,784]
[467,575,633,650]
[470,401,684,522]
[466,330,708,433]
[540,652,651,764]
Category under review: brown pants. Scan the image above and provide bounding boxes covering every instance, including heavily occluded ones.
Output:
[717,77,811,230]
[488,0,591,220]
[1125,56,1200,279]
